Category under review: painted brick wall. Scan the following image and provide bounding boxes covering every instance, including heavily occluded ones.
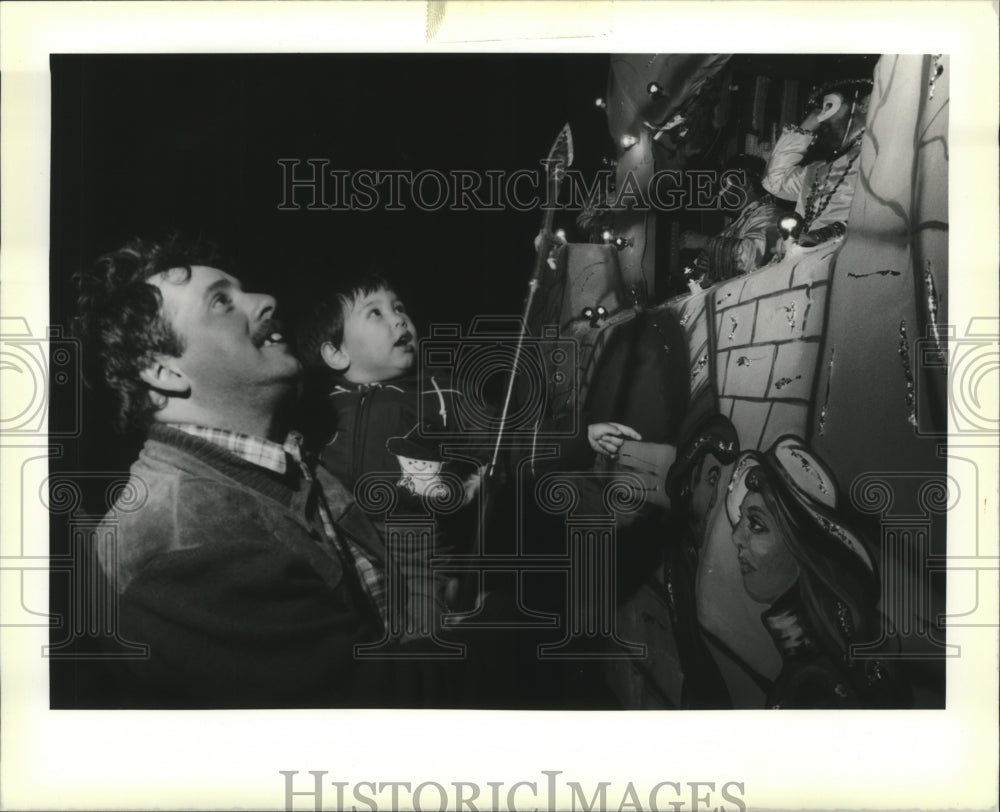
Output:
[710,239,839,451]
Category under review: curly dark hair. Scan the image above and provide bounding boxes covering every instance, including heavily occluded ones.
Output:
[73,234,221,433]
[294,272,392,373]
[722,153,768,198]
[806,78,874,112]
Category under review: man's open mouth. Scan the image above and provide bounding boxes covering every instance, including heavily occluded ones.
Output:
[252,320,286,349]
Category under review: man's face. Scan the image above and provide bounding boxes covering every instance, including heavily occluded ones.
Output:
[337,287,417,384]
[149,265,300,406]
[688,452,724,546]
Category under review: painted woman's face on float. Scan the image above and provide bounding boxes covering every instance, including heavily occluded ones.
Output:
[732,489,801,604]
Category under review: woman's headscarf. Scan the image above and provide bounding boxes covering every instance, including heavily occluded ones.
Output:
[725,435,880,660]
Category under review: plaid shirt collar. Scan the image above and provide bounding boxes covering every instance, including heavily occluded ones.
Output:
[166,423,306,476]
[167,422,387,630]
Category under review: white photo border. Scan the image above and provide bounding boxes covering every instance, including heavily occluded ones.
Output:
[1,2,997,810]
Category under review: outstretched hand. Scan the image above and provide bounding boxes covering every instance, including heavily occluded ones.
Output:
[462,466,486,506]
[587,422,642,458]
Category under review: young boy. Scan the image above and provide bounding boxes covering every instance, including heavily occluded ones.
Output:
[297,274,479,640]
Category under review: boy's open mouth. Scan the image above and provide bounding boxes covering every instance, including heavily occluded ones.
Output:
[394,331,414,349]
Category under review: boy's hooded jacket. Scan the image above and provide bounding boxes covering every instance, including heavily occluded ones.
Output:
[319,371,477,497]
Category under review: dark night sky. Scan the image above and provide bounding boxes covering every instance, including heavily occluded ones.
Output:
[49,53,614,332]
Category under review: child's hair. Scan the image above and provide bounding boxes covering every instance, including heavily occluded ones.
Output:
[295,271,393,371]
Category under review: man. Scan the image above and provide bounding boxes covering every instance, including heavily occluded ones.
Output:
[75,236,427,707]
[681,154,782,289]
[661,413,741,708]
[763,77,874,247]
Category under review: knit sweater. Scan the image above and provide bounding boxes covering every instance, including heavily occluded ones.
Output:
[96,423,422,708]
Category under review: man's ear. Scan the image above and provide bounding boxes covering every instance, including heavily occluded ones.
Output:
[816,93,844,124]
[320,341,350,372]
[139,355,189,394]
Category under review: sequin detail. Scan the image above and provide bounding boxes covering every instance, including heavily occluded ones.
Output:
[898,320,918,427]
[847,269,901,279]
[925,260,944,361]
[818,347,834,437]
[928,55,944,101]
[783,302,797,331]
[787,447,830,495]
[774,375,803,390]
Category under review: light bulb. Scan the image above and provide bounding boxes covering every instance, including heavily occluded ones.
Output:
[778,213,805,241]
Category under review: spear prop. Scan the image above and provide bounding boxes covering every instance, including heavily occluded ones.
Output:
[487,123,574,478]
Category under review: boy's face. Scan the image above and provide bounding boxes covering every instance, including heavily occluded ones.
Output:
[332,287,417,383]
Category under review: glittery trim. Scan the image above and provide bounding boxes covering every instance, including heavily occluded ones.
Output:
[783,302,797,332]
[774,375,802,390]
[928,55,944,101]
[847,269,901,279]
[786,447,830,496]
[925,260,944,361]
[818,347,834,436]
[727,454,756,495]
[897,320,918,428]
[815,512,871,570]
[680,434,737,464]
[836,600,854,640]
